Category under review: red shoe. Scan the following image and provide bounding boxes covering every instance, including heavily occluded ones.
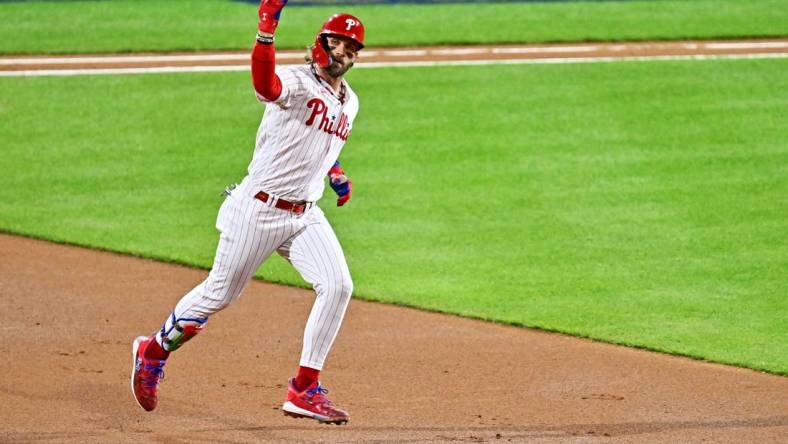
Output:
[130,336,166,412]
[282,379,349,425]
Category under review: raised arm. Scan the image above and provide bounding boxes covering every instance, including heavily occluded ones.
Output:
[251,0,288,101]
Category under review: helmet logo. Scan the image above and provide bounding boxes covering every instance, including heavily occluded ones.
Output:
[345,18,358,31]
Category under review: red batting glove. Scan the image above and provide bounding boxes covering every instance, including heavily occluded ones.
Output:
[258,0,288,34]
[336,180,351,206]
[328,164,352,207]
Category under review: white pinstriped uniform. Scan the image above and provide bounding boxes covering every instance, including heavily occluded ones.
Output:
[249,65,358,202]
[158,64,358,370]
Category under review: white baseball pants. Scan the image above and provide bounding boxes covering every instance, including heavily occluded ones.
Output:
[161,188,353,370]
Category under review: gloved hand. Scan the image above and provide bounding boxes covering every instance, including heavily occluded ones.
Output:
[258,0,288,35]
[328,162,352,207]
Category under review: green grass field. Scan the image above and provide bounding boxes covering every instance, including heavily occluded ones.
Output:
[1,58,786,373]
[1,0,787,54]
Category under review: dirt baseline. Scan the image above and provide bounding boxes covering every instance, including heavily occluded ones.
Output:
[1,39,786,74]
[0,233,786,443]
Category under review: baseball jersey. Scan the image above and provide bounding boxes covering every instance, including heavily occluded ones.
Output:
[241,64,359,203]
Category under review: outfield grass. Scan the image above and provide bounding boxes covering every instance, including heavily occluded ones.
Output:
[0,0,787,54]
[1,59,786,373]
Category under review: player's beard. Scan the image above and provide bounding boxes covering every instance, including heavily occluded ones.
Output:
[325,59,353,78]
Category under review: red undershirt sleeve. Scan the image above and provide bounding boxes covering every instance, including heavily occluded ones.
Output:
[251,42,282,101]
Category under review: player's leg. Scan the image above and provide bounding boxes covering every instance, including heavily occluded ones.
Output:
[131,193,295,411]
[161,194,293,348]
[277,207,353,424]
[283,207,353,371]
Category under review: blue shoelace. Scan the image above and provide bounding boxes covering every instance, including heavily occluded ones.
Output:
[307,383,329,397]
[142,362,165,388]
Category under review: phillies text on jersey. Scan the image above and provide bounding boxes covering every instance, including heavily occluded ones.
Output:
[246,64,359,203]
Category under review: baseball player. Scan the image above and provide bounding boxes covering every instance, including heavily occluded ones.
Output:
[131,0,364,425]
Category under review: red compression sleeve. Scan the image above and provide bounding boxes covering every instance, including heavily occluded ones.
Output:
[251,42,282,101]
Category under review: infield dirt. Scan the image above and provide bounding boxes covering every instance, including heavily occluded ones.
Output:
[2,41,788,443]
[1,234,787,443]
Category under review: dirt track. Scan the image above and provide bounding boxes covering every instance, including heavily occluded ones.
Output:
[1,39,786,74]
[2,40,788,443]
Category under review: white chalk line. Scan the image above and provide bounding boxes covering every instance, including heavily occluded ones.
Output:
[705,42,788,50]
[0,52,300,65]
[1,65,251,76]
[1,52,785,77]
[3,40,786,67]
[357,53,788,67]
[370,49,428,57]
[492,46,597,54]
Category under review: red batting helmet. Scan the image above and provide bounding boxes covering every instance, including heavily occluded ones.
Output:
[311,13,365,68]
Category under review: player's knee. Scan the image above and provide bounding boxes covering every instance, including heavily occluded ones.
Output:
[205,292,235,312]
[203,272,245,311]
[341,276,353,298]
[324,273,353,301]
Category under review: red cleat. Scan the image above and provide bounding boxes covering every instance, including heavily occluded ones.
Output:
[282,379,349,425]
[130,336,166,412]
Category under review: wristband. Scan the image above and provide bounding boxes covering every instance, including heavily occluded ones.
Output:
[256,33,275,44]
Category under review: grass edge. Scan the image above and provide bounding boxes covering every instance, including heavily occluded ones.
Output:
[3,227,784,377]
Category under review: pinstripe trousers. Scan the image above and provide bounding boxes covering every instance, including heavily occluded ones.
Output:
[169,189,353,370]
